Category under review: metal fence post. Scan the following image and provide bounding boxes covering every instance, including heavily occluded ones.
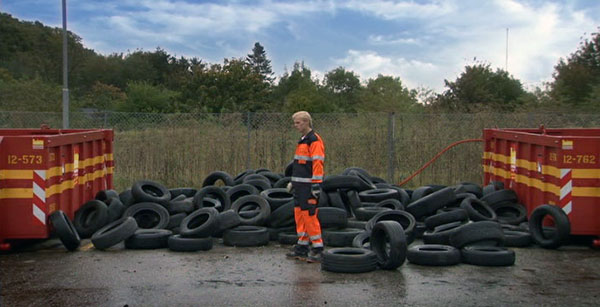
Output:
[387,112,395,183]
[246,112,252,170]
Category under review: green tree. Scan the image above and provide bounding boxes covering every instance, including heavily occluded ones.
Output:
[0,76,61,111]
[550,30,600,109]
[358,75,419,112]
[323,67,362,112]
[435,63,528,112]
[120,81,179,113]
[246,42,274,83]
[181,58,270,112]
[272,62,333,112]
[76,81,126,111]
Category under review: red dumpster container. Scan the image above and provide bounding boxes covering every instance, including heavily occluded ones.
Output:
[0,128,114,249]
[483,127,600,239]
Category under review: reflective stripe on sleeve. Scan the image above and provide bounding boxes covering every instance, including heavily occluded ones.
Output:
[311,175,323,180]
[291,176,313,183]
[312,155,325,161]
[294,155,312,161]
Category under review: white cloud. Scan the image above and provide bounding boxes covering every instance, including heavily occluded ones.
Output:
[368,35,420,45]
[339,0,454,20]
[334,50,441,90]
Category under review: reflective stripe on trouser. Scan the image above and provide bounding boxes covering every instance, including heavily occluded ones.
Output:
[294,207,323,248]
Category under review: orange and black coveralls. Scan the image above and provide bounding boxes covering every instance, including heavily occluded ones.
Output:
[291,129,325,249]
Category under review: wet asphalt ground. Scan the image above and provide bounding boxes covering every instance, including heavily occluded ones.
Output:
[1,238,599,307]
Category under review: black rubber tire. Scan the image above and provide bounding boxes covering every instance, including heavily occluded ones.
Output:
[167,213,187,230]
[194,186,230,212]
[95,189,119,203]
[375,199,404,211]
[91,217,138,250]
[268,225,296,241]
[231,195,271,226]
[260,188,294,211]
[358,189,398,203]
[107,197,126,223]
[223,226,270,247]
[458,183,483,198]
[168,187,197,199]
[119,189,135,207]
[425,209,468,230]
[528,204,571,249]
[123,202,170,230]
[410,186,434,203]
[354,207,391,221]
[277,231,298,245]
[243,174,270,184]
[266,201,295,228]
[323,228,363,247]
[167,199,195,215]
[449,221,504,248]
[406,187,456,219]
[493,202,527,225]
[226,184,259,204]
[74,200,109,238]
[168,234,213,251]
[460,198,497,221]
[461,246,515,266]
[342,167,371,178]
[195,197,222,212]
[352,230,371,248]
[481,189,518,206]
[321,248,378,273]
[346,170,377,190]
[131,180,171,205]
[370,221,407,269]
[366,210,416,234]
[347,219,367,230]
[482,184,496,196]
[414,222,427,239]
[244,179,272,192]
[407,244,461,266]
[327,190,347,212]
[203,171,235,187]
[124,229,172,249]
[345,190,363,212]
[49,210,81,251]
[179,208,219,238]
[322,175,375,192]
[259,172,283,185]
[273,177,292,189]
[233,169,256,185]
[318,207,348,229]
[217,209,242,231]
[422,221,465,245]
[503,230,533,247]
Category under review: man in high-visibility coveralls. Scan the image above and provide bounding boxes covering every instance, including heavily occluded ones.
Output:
[286,111,325,263]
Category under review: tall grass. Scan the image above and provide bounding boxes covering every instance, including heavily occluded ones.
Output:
[3,111,600,191]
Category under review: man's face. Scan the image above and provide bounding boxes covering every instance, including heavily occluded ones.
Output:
[294,118,309,134]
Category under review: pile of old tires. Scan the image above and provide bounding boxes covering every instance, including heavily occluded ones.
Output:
[48,166,571,273]
[316,169,571,272]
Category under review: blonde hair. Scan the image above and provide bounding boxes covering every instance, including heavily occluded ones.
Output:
[292,111,313,128]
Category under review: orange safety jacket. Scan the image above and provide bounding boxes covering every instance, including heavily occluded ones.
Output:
[291,130,325,184]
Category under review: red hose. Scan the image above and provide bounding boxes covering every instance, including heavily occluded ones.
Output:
[397,138,484,187]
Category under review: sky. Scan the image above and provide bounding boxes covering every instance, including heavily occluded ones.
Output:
[2,0,599,92]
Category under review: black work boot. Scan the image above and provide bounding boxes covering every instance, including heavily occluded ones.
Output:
[306,247,323,263]
[286,244,309,260]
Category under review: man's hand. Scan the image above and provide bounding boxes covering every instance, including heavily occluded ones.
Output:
[311,184,321,199]
[286,182,293,193]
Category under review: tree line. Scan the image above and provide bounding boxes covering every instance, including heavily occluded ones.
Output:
[1,13,598,113]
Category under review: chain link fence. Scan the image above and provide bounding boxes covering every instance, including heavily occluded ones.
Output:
[2,111,600,191]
